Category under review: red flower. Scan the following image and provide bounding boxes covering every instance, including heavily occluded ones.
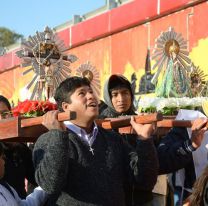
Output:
[12,100,57,117]
[19,100,32,113]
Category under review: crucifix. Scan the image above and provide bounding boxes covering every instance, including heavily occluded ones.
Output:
[89,146,94,155]
[16,26,78,100]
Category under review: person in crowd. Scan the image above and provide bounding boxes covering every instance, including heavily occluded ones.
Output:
[182,165,208,206]
[0,142,47,206]
[99,74,135,119]
[0,95,37,198]
[99,74,208,206]
[33,76,159,206]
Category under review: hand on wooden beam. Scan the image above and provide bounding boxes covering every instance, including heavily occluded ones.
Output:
[41,110,67,131]
[191,118,208,149]
[130,116,156,140]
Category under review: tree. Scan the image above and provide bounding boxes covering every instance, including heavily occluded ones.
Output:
[0,27,23,47]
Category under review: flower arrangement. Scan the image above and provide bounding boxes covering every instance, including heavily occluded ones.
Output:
[138,97,208,115]
[12,100,57,117]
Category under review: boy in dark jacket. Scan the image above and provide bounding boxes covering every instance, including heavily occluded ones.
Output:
[33,76,159,206]
[100,74,208,206]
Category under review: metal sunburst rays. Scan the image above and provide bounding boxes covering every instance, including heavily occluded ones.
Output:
[76,61,101,99]
[151,27,191,85]
[16,26,78,100]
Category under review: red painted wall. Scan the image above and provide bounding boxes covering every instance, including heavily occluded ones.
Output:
[0,0,207,102]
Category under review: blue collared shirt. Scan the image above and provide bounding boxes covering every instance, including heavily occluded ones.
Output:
[64,121,98,147]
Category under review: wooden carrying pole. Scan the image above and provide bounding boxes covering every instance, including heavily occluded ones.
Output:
[0,112,163,141]
[0,111,76,141]
[157,119,193,128]
[0,111,205,141]
[21,111,76,128]
[96,113,163,129]
[95,116,208,134]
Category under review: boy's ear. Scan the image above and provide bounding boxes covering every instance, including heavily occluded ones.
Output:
[62,102,70,112]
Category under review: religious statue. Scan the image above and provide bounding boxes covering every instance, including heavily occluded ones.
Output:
[189,64,207,97]
[151,27,192,98]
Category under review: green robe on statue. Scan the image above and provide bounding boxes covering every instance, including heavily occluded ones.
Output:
[156,58,191,98]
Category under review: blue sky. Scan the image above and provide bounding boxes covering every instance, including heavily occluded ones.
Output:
[0,0,105,38]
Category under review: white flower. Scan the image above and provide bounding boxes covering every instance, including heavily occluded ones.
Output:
[138,97,208,112]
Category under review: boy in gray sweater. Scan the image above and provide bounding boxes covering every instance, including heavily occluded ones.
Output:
[33,76,159,206]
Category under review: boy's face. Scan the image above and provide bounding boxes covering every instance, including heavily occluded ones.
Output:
[0,102,11,120]
[0,154,5,179]
[62,85,99,123]
[111,88,132,113]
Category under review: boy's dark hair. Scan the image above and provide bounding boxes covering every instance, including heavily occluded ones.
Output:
[108,75,133,100]
[54,77,91,111]
[0,95,11,111]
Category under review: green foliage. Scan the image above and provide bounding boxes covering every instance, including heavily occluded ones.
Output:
[141,105,200,115]
[141,106,157,113]
[162,107,178,115]
[22,110,45,117]
[0,27,23,47]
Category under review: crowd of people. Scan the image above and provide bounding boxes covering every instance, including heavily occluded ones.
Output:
[0,74,208,206]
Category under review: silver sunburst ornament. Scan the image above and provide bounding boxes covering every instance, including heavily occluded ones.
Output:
[16,26,78,100]
[151,27,192,97]
[76,61,101,99]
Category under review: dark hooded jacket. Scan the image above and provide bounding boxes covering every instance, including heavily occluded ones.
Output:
[99,74,196,205]
[100,75,155,205]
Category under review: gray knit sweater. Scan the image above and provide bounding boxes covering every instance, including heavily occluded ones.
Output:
[33,127,158,206]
